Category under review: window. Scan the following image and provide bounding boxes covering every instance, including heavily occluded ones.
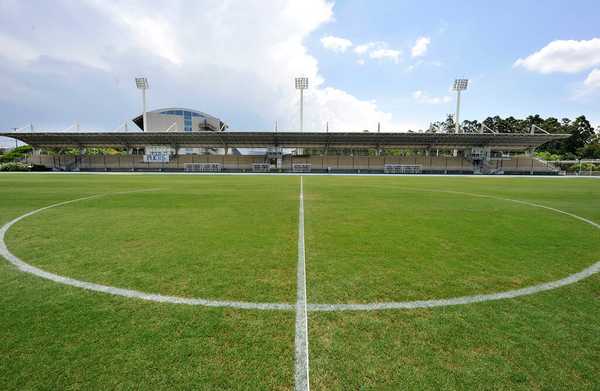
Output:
[159,109,207,132]
[184,111,192,132]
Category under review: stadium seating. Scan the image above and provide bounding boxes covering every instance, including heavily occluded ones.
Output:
[26,152,483,174]
[492,156,558,174]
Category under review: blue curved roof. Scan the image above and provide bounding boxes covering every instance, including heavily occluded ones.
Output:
[150,107,216,120]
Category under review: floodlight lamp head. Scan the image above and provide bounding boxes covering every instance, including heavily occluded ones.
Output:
[295,77,309,90]
[453,78,469,91]
[135,77,149,89]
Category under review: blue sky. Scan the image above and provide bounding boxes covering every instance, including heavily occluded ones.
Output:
[0,0,599,147]
[309,0,600,127]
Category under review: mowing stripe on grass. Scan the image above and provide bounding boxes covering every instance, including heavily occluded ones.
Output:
[294,176,310,391]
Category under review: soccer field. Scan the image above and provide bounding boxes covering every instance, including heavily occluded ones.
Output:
[1,173,599,390]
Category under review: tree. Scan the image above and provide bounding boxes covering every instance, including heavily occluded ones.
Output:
[579,143,600,159]
[482,116,523,133]
[524,114,544,128]
[0,145,33,163]
[559,116,595,155]
[442,114,455,133]
[445,114,598,159]
[461,119,480,133]
[426,121,443,133]
[540,117,562,134]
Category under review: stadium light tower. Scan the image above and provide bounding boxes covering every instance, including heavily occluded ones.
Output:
[452,78,469,134]
[135,77,149,131]
[295,77,309,131]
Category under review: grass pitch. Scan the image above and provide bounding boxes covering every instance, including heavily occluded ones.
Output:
[6,176,299,302]
[1,173,599,390]
[304,177,600,302]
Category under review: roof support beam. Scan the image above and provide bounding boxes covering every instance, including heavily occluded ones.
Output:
[1,132,570,152]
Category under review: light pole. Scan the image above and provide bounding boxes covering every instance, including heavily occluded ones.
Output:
[295,77,309,131]
[452,79,469,134]
[135,77,149,131]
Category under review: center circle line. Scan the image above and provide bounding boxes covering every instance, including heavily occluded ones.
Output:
[1,187,598,311]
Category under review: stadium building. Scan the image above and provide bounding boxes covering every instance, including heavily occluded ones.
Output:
[131,108,228,158]
[4,107,569,175]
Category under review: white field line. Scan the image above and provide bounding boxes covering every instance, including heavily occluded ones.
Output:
[308,188,600,311]
[307,261,600,311]
[294,176,310,391]
[0,186,598,313]
[0,189,293,311]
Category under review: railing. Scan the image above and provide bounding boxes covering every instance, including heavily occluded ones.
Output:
[292,163,311,173]
[183,163,222,172]
[384,164,421,174]
[252,163,270,173]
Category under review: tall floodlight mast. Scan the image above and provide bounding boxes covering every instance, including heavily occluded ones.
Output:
[295,77,309,131]
[135,77,149,131]
[452,78,469,134]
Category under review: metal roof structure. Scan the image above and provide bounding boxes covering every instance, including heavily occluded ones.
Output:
[1,131,569,151]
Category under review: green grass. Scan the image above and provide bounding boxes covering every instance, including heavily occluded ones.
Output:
[1,173,599,390]
[303,176,600,302]
[309,274,600,390]
[6,176,299,302]
[0,266,294,390]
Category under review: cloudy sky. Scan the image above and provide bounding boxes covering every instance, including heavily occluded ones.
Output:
[1,0,599,145]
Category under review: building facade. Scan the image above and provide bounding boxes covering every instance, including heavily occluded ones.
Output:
[132,108,228,156]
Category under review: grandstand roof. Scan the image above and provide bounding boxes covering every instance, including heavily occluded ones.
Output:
[1,131,569,150]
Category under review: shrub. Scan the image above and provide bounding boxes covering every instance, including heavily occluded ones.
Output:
[0,162,30,171]
[0,145,33,163]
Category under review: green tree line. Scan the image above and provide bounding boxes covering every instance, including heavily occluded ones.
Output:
[428,114,599,159]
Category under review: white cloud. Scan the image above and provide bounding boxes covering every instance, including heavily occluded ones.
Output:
[584,68,600,89]
[0,22,109,70]
[369,48,401,63]
[0,33,39,64]
[514,38,600,74]
[411,36,430,58]
[413,90,452,104]
[305,87,396,130]
[91,1,184,66]
[353,41,401,63]
[320,35,352,53]
[354,42,378,55]
[573,68,600,99]
[0,0,413,132]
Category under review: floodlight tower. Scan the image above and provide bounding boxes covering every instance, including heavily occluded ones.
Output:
[295,77,309,131]
[452,78,469,134]
[135,77,149,131]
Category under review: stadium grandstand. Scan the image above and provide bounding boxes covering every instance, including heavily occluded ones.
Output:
[1,100,572,174]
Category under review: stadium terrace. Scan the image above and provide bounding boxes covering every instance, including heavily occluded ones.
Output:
[2,106,569,175]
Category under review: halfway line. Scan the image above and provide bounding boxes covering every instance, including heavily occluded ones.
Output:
[294,176,310,391]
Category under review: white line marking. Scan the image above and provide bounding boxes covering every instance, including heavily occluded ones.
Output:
[294,176,310,391]
[0,187,598,312]
[0,189,293,311]
[308,188,600,311]
[308,261,600,311]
